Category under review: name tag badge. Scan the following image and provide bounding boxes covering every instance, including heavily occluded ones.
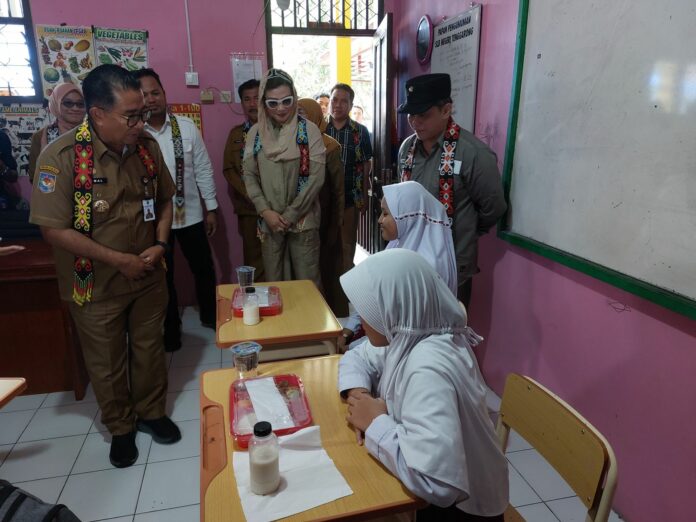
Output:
[453,160,462,175]
[142,199,156,222]
[93,177,108,185]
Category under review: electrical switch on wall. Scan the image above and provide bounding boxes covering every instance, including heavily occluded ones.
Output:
[200,89,215,104]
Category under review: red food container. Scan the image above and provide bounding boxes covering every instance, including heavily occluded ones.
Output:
[231,286,283,317]
[229,374,313,449]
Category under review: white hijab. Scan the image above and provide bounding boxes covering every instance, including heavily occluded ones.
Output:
[383,181,458,295]
[341,250,485,484]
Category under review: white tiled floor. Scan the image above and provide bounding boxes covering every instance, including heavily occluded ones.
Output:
[0,306,624,521]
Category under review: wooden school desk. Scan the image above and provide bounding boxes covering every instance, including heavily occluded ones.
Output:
[0,378,27,410]
[199,355,426,521]
[216,280,342,348]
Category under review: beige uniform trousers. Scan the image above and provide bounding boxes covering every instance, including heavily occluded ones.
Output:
[69,276,168,435]
[261,229,321,288]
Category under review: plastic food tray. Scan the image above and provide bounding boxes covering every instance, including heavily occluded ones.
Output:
[229,374,313,449]
[231,286,283,317]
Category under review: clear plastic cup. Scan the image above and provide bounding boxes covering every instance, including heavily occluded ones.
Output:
[231,342,262,378]
[236,266,256,288]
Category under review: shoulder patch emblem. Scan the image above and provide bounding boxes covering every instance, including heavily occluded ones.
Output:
[38,171,57,193]
[39,165,60,175]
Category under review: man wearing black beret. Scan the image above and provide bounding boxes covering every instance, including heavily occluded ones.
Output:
[397,73,507,307]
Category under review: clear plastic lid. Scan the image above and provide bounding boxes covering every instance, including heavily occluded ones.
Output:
[230,342,262,356]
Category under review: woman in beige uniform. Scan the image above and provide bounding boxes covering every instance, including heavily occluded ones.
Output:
[242,69,325,287]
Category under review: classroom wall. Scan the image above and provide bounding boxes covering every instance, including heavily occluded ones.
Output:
[386,1,696,521]
[24,0,269,302]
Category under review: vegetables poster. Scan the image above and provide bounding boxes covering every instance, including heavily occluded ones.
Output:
[94,27,148,71]
[34,25,96,98]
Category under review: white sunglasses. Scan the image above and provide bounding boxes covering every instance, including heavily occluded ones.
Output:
[265,95,294,109]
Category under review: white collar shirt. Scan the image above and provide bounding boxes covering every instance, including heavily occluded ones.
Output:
[144,113,218,229]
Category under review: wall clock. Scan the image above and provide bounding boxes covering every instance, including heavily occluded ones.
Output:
[416,15,434,65]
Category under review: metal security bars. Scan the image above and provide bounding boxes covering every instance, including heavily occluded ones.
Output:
[267,0,382,36]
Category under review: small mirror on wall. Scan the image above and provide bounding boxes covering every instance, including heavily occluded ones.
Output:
[416,15,434,65]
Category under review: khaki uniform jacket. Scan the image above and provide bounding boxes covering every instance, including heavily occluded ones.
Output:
[242,120,326,232]
[27,128,45,184]
[397,128,507,281]
[29,128,175,302]
[223,123,257,216]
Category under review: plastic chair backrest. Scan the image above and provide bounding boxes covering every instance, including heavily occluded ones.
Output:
[496,374,617,522]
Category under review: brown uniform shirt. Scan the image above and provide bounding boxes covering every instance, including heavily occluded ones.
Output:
[222,122,256,216]
[29,127,175,302]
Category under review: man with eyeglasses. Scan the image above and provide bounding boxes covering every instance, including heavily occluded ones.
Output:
[325,83,373,274]
[223,78,265,282]
[29,64,181,469]
[135,68,219,351]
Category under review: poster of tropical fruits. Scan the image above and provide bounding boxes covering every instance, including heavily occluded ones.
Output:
[33,25,149,102]
[35,25,96,98]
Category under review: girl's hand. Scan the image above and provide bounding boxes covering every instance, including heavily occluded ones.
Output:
[346,393,387,433]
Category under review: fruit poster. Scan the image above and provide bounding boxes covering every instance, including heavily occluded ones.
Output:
[94,27,148,71]
[0,104,51,177]
[168,104,203,137]
[35,25,95,98]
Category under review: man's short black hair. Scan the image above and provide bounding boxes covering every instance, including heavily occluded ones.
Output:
[314,92,329,100]
[132,67,164,91]
[238,79,260,99]
[330,83,355,104]
[83,64,141,111]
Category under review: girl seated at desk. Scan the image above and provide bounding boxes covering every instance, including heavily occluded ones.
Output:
[339,181,459,351]
[337,249,508,521]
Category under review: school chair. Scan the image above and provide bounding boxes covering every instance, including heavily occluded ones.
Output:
[497,374,617,522]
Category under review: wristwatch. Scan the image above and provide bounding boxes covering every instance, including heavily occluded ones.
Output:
[154,240,170,255]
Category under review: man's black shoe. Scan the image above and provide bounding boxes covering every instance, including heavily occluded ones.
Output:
[163,332,182,352]
[109,431,138,468]
[136,416,181,444]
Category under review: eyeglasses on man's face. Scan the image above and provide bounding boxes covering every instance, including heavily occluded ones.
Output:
[61,100,85,109]
[264,96,294,110]
[102,108,152,128]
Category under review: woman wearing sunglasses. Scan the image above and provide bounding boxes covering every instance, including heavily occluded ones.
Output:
[28,83,86,182]
[243,69,326,287]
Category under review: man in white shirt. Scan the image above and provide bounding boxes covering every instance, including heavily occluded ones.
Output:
[135,68,218,351]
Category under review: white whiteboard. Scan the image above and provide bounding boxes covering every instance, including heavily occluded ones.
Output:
[430,5,481,132]
[507,0,696,302]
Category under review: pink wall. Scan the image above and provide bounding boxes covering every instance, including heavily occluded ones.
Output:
[26,0,269,302]
[386,1,696,521]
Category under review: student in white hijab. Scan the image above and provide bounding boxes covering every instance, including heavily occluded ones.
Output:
[338,249,508,521]
[381,181,458,294]
[339,181,460,351]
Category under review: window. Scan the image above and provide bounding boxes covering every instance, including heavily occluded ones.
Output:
[268,0,381,33]
[266,0,382,64]
[0,0,41,102]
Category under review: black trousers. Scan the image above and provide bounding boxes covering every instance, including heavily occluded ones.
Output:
[457,277,473,309]
[164,221,217,339]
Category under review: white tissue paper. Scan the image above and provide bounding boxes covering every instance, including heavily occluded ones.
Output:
[245,377,295,430]
[232,426,353,522]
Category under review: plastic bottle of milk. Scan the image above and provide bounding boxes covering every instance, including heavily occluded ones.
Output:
[249,421,280,495]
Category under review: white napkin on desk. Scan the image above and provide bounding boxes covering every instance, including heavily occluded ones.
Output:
[232,426,353,522]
